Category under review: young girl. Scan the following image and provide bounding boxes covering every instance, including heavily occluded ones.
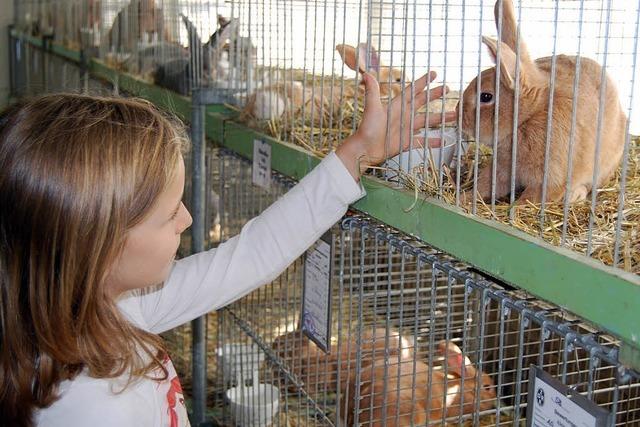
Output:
[0,72,453,426]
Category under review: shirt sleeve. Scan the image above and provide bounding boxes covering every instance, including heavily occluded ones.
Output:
[137,152,365,334]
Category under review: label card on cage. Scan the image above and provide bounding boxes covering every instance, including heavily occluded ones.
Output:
[526,365,609,427]
[301,231,333,353]
[252,139,271,190]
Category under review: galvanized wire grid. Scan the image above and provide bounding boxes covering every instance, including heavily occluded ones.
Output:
[8,32,111,96]
[8,5,640,424]
[212,150,640,426]
[13,1,640,272]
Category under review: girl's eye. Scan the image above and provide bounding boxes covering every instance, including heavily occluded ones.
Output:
[480,92,493,103]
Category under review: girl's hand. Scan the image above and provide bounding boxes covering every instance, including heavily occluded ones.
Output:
[336,71,457,181]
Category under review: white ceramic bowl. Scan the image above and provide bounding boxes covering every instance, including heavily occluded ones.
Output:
[383,128,462,180]
[226,383,280,427]
[216,344,265,386]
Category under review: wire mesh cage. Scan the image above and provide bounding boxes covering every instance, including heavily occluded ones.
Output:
[224,0,640,276]
[210,150,640,426]
[14,1,639,273]
[9,29,111,97]
[7,1,640,426]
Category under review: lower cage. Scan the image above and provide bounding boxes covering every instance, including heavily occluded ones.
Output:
[206,150,640,426]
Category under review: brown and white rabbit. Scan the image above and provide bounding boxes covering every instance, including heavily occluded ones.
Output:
[271,327,413,394]
[458,0,627,204]
[340,340,496,427]
[243,43,404,123]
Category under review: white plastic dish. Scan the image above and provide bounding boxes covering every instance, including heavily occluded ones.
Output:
[383,127,463,180]
[216,343,265,386]
[226,383,280,427]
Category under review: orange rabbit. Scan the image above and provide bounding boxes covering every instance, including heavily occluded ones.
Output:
[458,0,627,204]
[271,327,413,395]
[244,43,404,123]
[340,341,496,426]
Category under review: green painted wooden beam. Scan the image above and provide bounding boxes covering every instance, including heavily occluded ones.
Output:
[220,128,640,355]
[223,121,321,178]
[15,34,640,364]
[90,60,193,121]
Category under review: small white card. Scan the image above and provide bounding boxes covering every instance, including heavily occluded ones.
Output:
[252,139,271,189]
[527,365,609,427]
[302,232,333,352]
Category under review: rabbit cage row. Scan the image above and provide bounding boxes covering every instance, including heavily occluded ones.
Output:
[8,0,640,426]
[207,151,640,426]
[12,1,640,273]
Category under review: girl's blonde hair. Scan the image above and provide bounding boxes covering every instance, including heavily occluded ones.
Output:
[0,93,190,426]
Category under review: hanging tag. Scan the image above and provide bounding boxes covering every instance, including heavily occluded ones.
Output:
[302,231,333,353]
[252,139,271,190]
[526,365,609,427]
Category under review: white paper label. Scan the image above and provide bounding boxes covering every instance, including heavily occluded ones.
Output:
[527,366,609,427]
[302,233,333,352]
[252,139,271,189]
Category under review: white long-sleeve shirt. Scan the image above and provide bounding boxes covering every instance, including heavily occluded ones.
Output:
[35,152,365,427]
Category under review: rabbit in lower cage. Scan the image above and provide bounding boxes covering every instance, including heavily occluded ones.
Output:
[457,0,627,204]
[243,43,404,123]
[270,327,413,394]
[339,340,497,427]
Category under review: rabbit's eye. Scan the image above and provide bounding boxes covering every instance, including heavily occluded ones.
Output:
[395,77,402,83]
[480,92,493,103]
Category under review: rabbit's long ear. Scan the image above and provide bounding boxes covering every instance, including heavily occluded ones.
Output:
[218,14,231,28]
[205,17,233,51]
[437,341,477,380]
[336,44,365,74]
[203,17,234,72]
[358,43,380,74]
[483,36,518,90]
[494,0,532,65]
[336,43,380,74]
[180,13,202,49]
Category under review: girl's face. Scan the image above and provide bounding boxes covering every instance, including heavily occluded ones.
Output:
[107,157,192,296]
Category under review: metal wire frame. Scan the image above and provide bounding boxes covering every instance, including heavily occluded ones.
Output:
[8,9,633,420]
[211,150,640,426]
[12,1,640,273]
[8,31,112,97]
[205,0,640,275]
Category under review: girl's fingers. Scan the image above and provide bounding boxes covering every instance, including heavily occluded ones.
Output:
[429,84,450,101]
[363,72,382,113]
[411,85,449,109]
[412,114,429,131]
[409,137,450,149]
[411,111,458,130]
[444,110,458,123]
[409,71,437,96]
[427,110,458,127]
[395,71,437,106]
